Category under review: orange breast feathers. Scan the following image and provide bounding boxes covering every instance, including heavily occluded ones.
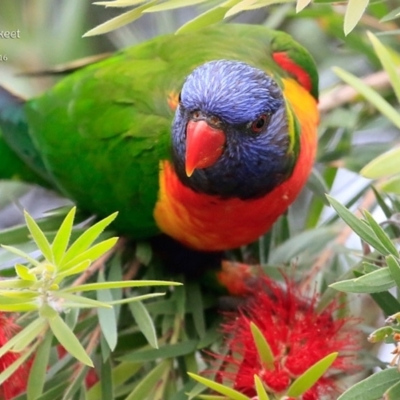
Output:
[153,79,318,251]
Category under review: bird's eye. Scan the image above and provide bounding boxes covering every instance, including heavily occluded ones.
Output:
[192,110,201,119]
[251,114,270,133]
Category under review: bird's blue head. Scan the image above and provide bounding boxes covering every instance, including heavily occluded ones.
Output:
[172,60,297,199]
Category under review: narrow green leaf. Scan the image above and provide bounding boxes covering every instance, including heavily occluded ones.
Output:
[188,372,250,400]
[107,292,165,305]
[296,0,312,12]
[100,357,113,400]
[48,314,93,366]
[55,292,112,309]
[250,322,274,370]
[307,168,330,205]
[357,267,393,283]
[368,32,400,104]
[1,245,41,266]
[243,0,292,6]
[0,300,38,311]
[361,148,400,179]
[333,67,400,130]
[287,352,338,397]
[125,360,171,400]
[83,0,158,36]
[269,226,337,264]
[0,291,37,300]
[129,301,158,348]
[13,323,47,354]
[61,212,118,266]
[371,290,400,315]
[59,237,118,271]
[330,267,395,293]
[35,382,69,400]
[371,186,394,220]
[60,280,181,293]
[327,195,390,255]
[224,0,291,16]
[55,259,91,281]
[0,318,47,358]
[27,330,53,400]
[39,303,59,320]
[144,0,207,12]
[363,210,399,257]
[387,255,400,289]
[186,282,205,338]
[344,0,369,35]
[224,0,258,18]
[24,210,53,262]
[87,362,142,400]
[338,367,400,399]
[15,264,37,281]
[0,279,34,289]
[119,340,198,363]
[254,374,270,400]
[93,0,147,7]
[51,207,76,266]
[97,271,118,351]
[380,7,400,22]
[176,0,241,34]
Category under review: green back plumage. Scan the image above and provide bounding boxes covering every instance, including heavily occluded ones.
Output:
[0,24,318,238]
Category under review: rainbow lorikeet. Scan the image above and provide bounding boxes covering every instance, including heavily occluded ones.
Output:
[0,24,318,252]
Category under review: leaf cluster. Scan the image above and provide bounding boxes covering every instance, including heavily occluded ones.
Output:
[85,0,399,36]
[0,208,180,399]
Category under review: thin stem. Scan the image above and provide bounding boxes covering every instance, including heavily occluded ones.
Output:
[319,68,400,113]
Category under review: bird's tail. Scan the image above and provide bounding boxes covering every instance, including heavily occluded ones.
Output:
[0,86,52,186]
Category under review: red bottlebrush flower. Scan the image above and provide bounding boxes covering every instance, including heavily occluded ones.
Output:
[0,313,31,400]
[214,274,359,399]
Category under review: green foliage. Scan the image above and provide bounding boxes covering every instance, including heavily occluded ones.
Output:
[328,194,400,398]
[286,353,338,397]
[0,208,180,397]
[85,0,392,36]
[250,321,274,370]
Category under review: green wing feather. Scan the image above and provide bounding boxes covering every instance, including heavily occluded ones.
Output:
[0,24,318,238]
[0,88,54,186]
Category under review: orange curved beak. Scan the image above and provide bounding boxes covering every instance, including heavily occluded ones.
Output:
[185,120,226,177]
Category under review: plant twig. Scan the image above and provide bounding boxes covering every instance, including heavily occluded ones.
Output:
[123,257,141,281]
[318,68,400,113]
[69,325,101,383]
